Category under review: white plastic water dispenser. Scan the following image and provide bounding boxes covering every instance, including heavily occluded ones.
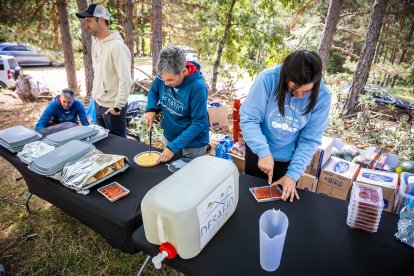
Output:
[141,156,239,264]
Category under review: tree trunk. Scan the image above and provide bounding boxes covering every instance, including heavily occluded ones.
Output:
[125,0,135,79]
[374,41,384,63]
[56,0,78,94]
[151,0,162,75]
[211,0,237,93]
[141,0,146,57]
[318,0,344,69]
[76,0,93,98]
[342,0,389,116]
[399,19,414,64]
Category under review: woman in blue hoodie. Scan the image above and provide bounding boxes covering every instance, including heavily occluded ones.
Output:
[240,50,331,202]
[145,46,209,162]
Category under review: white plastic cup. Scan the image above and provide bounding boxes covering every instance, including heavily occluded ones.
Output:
[259,209,289,271]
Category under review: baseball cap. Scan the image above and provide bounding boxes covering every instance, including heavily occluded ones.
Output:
[76,4,111,20]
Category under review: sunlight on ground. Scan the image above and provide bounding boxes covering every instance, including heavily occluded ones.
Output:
[22,58,254,98]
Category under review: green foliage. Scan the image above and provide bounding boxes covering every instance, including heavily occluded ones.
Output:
[194,0,290,77]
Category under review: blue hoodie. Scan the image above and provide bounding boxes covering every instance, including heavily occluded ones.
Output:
[146,62,209,153]
[240,65,331,182]
[35,95,89,130]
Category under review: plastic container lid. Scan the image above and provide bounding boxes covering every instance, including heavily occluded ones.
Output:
[346,219,378,233]
[350,181,383,209]
[347,205,382,221]
[349,199,383,213]
[29,140,95,176]
[43,126,99,146]
[0,125,41,148]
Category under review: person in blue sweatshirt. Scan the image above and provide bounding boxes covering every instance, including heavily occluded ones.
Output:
[145,46,209,162]
[35,88,89,130]
[240,50,331,202]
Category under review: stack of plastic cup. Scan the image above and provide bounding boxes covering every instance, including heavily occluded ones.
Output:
[347,181,383,233]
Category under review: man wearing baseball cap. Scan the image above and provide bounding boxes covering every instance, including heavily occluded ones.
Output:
[76,4,132,137]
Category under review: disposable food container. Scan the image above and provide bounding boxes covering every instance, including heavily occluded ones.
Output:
[134,151,161,167]
[98,182,130,202]
[43,126,99,146]
[141,156,239,260]
[347,181,383,233]
[0,125,41,152]
[29,140,95,176]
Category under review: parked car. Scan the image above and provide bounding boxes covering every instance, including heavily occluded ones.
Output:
[340,83,413,122]
[0,55,21,88]
[0,42,51,67]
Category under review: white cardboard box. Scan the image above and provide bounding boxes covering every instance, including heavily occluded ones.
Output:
[317,156,360,200]
[356,168,398,212]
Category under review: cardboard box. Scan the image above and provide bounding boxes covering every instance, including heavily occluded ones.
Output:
[318,157,360,200]
[354,147,381,169]
[229,154,245,173]
[356,168,398,212]
[373,153,399,172]
[297,173,318,192]
[305,136,334,177]
[207,103,228,127]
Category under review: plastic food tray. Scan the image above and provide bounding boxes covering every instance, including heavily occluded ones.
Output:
[346,219,379,233]
[134,151,161,167]
[29,140,95,176]
[249,186,283,203]
[0,125,41,152]
[98,181,130,202]
[81,163,130,191]
[350,182,384,208]
[43,126,99,146]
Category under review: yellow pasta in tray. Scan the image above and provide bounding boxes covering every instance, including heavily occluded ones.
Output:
[134,151,161,167]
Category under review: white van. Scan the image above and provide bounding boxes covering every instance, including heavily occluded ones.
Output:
[0,55,21,88]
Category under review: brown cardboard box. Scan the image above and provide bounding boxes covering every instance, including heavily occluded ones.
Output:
[297,173,318,192]
[208,105,228,127]
[356,168,398,212]
[317,157,360,200]
[229,154,245,173]
[305,136,334,177]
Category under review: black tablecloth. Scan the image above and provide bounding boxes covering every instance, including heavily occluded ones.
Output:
[0,134,173,253]
[132,174,413,275]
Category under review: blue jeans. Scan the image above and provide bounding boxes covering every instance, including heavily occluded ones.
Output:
[164,137,206,159]
[95,102,127,138]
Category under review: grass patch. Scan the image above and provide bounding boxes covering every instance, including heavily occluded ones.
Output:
[0,158,180,275]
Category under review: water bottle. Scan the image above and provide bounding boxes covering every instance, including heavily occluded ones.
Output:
[224,135,233,161]
[215,141,227,160]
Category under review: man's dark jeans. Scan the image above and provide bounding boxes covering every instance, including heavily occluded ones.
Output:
[95,102,127,138]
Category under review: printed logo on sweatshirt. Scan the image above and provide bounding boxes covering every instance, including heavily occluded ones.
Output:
[268,105,306,137]
[161,87,184,116]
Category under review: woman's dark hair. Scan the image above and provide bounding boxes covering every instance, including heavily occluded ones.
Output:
[275,50,322,117]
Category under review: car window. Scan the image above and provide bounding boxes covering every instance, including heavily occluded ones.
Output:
[7,58,17,69]
[384,93,394,101]
[2,46,12,51]
[11,45,28,51]
[0,60,4,70]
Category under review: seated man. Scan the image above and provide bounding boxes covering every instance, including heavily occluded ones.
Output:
[35,88,90,130]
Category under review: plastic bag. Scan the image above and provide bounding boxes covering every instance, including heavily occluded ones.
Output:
[86,97,97,124]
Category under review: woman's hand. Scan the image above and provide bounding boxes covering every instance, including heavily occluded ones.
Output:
[158,148,174,162]
[258,155,274,184]
[271,175,300,202]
